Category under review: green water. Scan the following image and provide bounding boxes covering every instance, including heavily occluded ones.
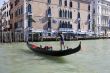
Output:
[0,39,110,73]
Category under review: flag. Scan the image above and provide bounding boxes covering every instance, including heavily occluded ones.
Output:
[39,17,48,23]
[52,19,57,24]
[108,20,110,29]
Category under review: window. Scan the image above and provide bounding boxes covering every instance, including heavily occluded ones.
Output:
[78,21,80,30]
[88,14,90,30]
[21,6,23,14]
[28,4,32,13]
[78,12,80,18]
[70,1,72,7]
[10,13,13,19]
[88,14,90,20]
[48,18,51,28]
[15,0,20,6]
[7,4,8,8]
[48,0,51,4]
[10,3,13,9]
[14,22,18,29]
[78,1,80,10]
[64,0,67,6]
[88,4,90,11]
[65,10,67,18]
[68,11,70,18]
[65,22,67,28]
[77,12,80,29]
[59,21,62,28]
[68,22,72,28]
[59,0,62,6]
[93,8,95,14]
[63,10,65,17]
[7,11,8,17]
[59,9,62,17]
[18,9,20,15]
[28,15,32,27]
[15,10,18,17]
[70,11,72,19]
[48,7,51,17]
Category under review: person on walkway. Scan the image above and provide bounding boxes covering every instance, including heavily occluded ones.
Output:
[58,32,65,50]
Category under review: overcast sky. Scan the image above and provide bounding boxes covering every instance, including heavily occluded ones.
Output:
[0,0,8,8]
[0,0,110,8]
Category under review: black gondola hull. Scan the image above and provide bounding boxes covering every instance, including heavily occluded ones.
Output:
[27,42,81,56]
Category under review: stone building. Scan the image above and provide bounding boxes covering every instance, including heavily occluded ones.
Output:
[92,0,110,36]
[1,1,10,31]
[10,0,92,39]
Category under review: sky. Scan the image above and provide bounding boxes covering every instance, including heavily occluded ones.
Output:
[0,0,110,8]
[0,0,8,8]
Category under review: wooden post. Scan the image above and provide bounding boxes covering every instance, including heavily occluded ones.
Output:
[1,31,3,43]
[0,31,2,43]
[32,33,34,42]
[14,32,16,42]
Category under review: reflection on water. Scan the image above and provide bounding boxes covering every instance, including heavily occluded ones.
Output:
[0,39,110,73]
[21,49,67,63]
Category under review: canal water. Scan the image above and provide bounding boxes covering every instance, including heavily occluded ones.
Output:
[0,39,110,73]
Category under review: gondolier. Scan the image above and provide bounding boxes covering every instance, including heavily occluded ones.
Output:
[58,32,65,50]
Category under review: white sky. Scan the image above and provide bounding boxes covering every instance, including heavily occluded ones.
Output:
[0,0,110,8]
[106,0,110,1]
[0,0,8,8]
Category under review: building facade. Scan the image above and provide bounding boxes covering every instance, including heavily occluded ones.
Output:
[10,0,24,31]
[92,0,110,36]
[10,0,92,39]
[1,1,10,31]
[27,0,92,37]
[0,9,2,31]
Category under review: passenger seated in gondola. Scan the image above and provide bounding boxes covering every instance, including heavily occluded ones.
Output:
[44,46,52,50]
[32,44,39,49]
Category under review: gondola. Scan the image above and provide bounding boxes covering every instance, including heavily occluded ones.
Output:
[27,41,81,57]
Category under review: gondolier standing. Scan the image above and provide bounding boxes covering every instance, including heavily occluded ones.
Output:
[58,32,65,50]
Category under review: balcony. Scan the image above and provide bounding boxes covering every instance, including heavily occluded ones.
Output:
[59,28,73,32]
[27,12,32,16]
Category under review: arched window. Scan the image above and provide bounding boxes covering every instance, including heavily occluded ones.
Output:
[59,0,62,6]
[70,24,72,28]
[28,15,32,27]
[78,12,80,18]
[70,1,72,7]
[62,21,65,28]
[78,21,80,30]
[59,21,62,28]
[77,12,80,30]
[48,0,51,4]
[78,1,80,10]
[65,10,67,18]
[63,10,65,17]
[28,4,32,13]
[88,14,90,20]
[68,11,70,18]
[48,7,51,17]
[88,4,90,11]
[88,14,90,29]
[64,0,67,6]
[70,11,72,19]
[59,9,62,17]
[48,18,51,28]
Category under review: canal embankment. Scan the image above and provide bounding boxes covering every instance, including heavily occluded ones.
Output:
[0,31,110,43]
